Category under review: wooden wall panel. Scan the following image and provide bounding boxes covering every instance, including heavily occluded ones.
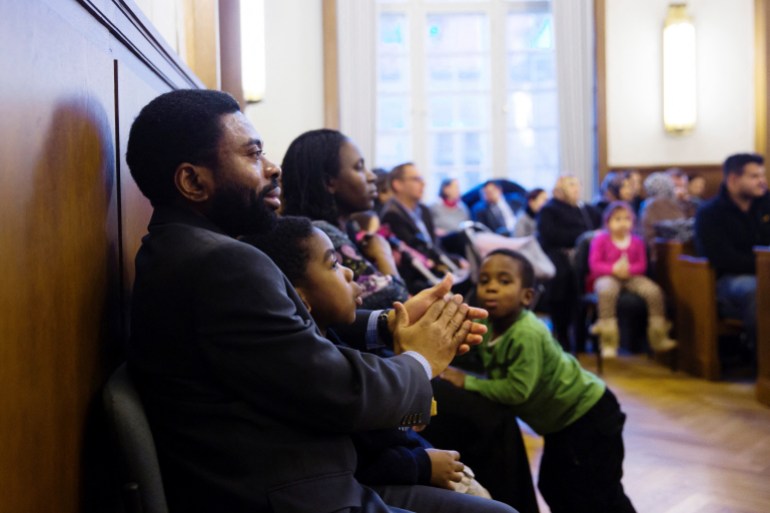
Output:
[112,54,167,331]
[0,1,201,512]
[0,4,118,511]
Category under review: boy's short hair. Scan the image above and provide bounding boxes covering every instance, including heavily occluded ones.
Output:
[241,216,315,284]
[484,249,536,289]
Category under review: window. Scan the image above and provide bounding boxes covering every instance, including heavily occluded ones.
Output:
[375,0,558,200]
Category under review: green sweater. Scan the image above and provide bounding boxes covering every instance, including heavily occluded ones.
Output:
[464,310,605,435]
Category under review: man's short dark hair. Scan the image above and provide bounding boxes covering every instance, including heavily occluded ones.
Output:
[723,153,764,179]
[126,89,241,206]
[390,162,415,182]
[485,249,536,289]
[240,216,315,284]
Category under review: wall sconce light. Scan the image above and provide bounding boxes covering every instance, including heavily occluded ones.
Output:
[662,3,697,134]
[240,0,266,104]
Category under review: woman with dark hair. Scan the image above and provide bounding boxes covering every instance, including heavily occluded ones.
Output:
[281,129,409,309]
[513,188,547,238]
[429,178,471,237]
[594,171,634,215]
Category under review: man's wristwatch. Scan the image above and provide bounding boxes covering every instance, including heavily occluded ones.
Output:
[377,309,392,344]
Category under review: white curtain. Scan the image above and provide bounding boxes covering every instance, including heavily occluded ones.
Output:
[553,0,597,200]
[336,0,376,161]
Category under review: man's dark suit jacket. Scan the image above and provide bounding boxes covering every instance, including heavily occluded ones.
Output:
[128,206,433,513]
[471,200,514,236]
[380,199,438,251]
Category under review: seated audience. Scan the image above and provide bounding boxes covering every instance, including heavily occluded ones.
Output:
[381,162,434,248]
[374,167,393,213]
[350,209,382,235]
[537,175,600,351]
[695,152,770,351]
[280,129,409,310]
[627,169,644,216]
[639,172,687,259]
[381,162,469,293]
[594,171,634,215]
[430,178,472,237]
[124,89,490,513]
[441,250,637,513]
[666,167,698,217]
[687,173,707,209]
[512,188,547,238]
[588,202,677,357]
[472,181,518,236]
[243,217,511,513]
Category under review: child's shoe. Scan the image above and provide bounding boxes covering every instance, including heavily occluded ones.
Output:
[647,316,678,352]
[590,318,619,358]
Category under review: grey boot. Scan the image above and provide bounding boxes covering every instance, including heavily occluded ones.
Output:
[591,318,620,357]
[647,316,677,352]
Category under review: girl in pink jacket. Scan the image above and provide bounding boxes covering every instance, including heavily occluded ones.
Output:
[588,201,677,357]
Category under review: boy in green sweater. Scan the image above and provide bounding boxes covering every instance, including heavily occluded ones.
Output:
[440,249,636,513]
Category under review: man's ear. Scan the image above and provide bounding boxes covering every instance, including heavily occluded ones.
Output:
[174,163,215,203]
[521,287,536,308]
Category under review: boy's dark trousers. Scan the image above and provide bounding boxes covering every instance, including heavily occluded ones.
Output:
[538,388,637,513]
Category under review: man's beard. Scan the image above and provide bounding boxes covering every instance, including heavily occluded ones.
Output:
[209,180,278,237]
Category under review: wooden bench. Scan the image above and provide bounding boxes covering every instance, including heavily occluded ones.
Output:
[755,247,770,407]
[673,255,746,380]
[652,238,694,300]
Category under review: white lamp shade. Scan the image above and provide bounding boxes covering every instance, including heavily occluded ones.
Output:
[663,4,697,134]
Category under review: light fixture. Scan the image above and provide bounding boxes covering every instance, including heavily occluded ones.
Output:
[240,0,266,104]
[662,3,697,134]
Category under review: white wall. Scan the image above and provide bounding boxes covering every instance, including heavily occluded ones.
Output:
[244,0,325,164]
[606,0,755,167]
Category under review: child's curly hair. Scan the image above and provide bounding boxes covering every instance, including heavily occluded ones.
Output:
[241,216,315,284]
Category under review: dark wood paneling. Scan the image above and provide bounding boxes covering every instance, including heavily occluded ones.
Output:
[0,1,199,512]
[0,5,118,511]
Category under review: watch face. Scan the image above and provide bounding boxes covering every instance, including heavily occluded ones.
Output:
[378,311,391,336]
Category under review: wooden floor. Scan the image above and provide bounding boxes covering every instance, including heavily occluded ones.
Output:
[521,355,770,513]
